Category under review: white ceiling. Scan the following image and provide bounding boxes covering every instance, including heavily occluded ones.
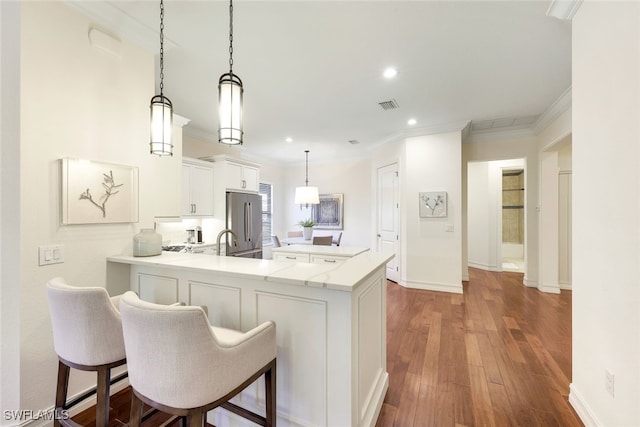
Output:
[69,1,572,164]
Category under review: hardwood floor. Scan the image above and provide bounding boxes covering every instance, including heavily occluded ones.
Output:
[75,267,580,426]
[376,268,582,427]
[72,387,214,427]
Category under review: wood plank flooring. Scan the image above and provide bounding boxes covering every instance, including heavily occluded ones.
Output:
[376,268,582,427]
[74,267,580,426]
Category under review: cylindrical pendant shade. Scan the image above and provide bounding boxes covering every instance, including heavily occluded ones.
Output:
[295,186,320,205]
[218,72,244,145]
[150,95,173,156]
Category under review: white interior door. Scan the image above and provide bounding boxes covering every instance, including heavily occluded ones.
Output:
[377,163,399,282]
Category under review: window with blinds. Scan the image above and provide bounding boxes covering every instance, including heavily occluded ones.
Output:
[259,182,272,245]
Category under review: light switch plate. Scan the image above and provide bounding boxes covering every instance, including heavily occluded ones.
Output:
[39,244,64,266]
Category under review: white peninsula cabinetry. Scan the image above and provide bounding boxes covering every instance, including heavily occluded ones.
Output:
[106,251,392,427]
[272,244,369,264]
[182,158,214,217]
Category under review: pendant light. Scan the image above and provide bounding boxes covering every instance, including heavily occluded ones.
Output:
[218,0,244,145]
[295,150,320,207]
[149,0,173,156]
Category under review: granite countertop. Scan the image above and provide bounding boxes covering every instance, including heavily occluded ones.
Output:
[107,251,393,292]
[271,244,369,257]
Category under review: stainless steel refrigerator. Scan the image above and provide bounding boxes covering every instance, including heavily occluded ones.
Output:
[225,191,263,258]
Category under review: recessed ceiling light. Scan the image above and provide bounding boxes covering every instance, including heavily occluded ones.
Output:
[408,118,417,126]
[285,137,293,143]
[383,67,397,79]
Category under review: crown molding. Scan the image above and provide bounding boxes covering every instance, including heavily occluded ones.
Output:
[173,114,191,129]
[532,86,572,135]
[466,127,536,144]
[371,120,471,150]
[546,0,583,20]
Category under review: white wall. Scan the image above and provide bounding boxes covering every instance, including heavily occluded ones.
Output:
[403,132,462,293]
[0,1,22,421]
[463,136,539,286]
[17,1,181,417]
[571,2,640,426]
[283,156,372,248]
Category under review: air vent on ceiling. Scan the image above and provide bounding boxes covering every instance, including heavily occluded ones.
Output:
[348,139,360,145]
[378,99,399,110]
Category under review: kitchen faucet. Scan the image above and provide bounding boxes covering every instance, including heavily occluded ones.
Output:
[216,229,239,255]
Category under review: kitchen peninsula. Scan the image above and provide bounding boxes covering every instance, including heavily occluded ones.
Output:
[106,250,393,427]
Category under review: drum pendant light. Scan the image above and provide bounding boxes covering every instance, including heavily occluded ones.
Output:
[149,0,173,156]
[218,0,244,145]
[295,150,320,208]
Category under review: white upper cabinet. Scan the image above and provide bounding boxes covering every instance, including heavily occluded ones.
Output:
[202,155,261,221]
[223,159,259,192]
[182,158,214,217]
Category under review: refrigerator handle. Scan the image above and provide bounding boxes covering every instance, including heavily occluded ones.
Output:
[244,202,250,242]
[247,202,252,242]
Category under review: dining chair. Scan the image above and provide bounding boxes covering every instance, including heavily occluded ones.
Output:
[312,236,333,246]
[46,277,128,427]
[332,232,343,246]
[120,291,277,427]
[287,231,303,238]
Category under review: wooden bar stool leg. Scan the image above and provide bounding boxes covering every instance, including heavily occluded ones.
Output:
[129,392,144,427]
[95,367,111,427]
[186,410,204,427]
[265,361,276,427]
[54,361,70,427]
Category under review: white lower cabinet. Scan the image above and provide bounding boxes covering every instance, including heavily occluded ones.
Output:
[310,255,348,265]
[274,252,349,264]
[273,253,310,262]
[137,273,178,305]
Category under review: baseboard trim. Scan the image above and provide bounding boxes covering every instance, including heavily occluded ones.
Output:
[467,261,501,272]
[403,280,463,294]
[569,383,601,427]
[523,277,538,287]
[559,280,572,290]
[538,283,561,294]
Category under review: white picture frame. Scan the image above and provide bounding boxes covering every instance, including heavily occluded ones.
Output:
[312,193,344,230]
[419,191,447,218]
[60,158,139,224]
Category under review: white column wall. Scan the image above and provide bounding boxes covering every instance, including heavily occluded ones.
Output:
[0,1,22,422]
[571,2,640,425]
[467,162,492,270]
[403,132,462,293]
[19,2,181,417]
[538,150,560,294]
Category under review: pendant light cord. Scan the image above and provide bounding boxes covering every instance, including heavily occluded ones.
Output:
[159,0,165,97]
[228,0,234,73]
[304,150,310,186]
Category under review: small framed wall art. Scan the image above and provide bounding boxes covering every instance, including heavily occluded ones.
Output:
[60,158,139,224]
[312,193,344,229]
[419,191,447,218]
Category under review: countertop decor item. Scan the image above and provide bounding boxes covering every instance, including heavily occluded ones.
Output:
[149,0,173,156]
[294,150,319,208]
[298,218,315,240]
[218,0,244,145]
[133,228,162,257]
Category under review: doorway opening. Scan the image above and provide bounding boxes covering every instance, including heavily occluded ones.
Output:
[501,169,525,272]
[467,158,526,276]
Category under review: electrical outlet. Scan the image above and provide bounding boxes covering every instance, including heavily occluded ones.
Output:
[605,369,615,397]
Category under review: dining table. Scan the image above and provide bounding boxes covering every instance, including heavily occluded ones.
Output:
[280,236,319,245]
